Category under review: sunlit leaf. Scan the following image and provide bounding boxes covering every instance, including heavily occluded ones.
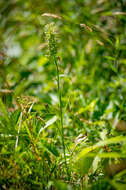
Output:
[38,116,57,136]
[76,136,126,162]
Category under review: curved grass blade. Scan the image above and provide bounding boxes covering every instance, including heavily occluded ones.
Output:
[75,136,126,162]
[37,116,57,138]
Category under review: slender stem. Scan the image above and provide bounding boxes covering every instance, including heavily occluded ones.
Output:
[54,56,70,180]
[15,111,23,149]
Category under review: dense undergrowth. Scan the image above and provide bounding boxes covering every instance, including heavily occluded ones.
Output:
[0,0,126,189]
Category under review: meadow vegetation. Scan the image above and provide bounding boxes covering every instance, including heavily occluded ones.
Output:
[0,0,126,189]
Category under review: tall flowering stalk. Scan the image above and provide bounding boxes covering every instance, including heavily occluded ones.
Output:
[44,23,69,179]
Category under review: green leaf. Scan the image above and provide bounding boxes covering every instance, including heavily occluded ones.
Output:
[84,152,126,158]
[44,143,59,157]
[78,99,98,114]
[38,116,57,137]
[54,180,72,190]
[76,136,126,162]
[0,98,9,122]
[75,156,93,175]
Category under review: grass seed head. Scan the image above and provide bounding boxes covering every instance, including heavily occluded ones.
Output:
[44,22,58,57]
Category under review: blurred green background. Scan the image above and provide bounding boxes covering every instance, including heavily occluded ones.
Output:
[1,0,126,189]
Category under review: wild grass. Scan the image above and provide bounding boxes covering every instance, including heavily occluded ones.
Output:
[45,22,70,180]
[0,1,126,189]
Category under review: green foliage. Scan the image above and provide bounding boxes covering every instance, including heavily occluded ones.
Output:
[1,0,126,189]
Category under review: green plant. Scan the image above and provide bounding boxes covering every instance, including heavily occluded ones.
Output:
[44,22,70,180]
[1,0,126,189]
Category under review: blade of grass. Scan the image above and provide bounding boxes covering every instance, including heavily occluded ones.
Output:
[76,136,126,162]
[37,115,57,137]
[0,98,9,122]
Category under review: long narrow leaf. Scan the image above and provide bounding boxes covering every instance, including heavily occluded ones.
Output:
[76,136,126,162]
[38,116,57,137]
[0,98,9,122]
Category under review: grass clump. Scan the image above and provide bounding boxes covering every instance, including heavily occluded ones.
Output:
[0,1,126,189]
